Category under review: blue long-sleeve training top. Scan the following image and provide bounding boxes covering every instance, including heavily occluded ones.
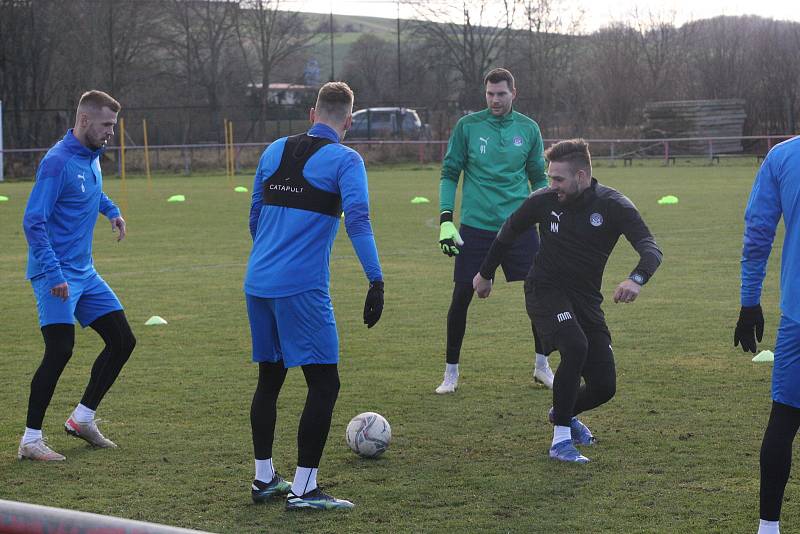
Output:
[741,135,800,322]
[23,130,120,287]
[244,123,382,298]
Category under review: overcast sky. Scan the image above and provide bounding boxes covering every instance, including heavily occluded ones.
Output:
[283,0,798,32]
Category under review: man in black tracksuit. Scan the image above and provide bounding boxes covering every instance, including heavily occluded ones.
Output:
[473,139,662,463]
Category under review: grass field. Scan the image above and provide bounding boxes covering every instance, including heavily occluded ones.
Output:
[0,161,791,533]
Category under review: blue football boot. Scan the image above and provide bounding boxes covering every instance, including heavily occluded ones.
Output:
[549,439,590,464]
[548,407,597,446]
[570,417,596,446]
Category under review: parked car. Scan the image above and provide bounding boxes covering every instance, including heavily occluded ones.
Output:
[347,107,430,140]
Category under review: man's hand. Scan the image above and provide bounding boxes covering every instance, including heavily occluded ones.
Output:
[111,216,126,242]
[613,279,641,303]
[473,273,492,298]
[439,221,464,257]
[734,305,764,353]
[50,282,69,301]
[363,281,384,328]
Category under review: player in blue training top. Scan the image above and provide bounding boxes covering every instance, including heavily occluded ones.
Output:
[19,90,136,462]
[735,136,800,534]
[244,81,383,511]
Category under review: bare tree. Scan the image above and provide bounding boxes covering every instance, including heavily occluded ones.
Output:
[342,34,395,105]
[160,0,240,142]
[631,9,693,102]
[103,0,164,99]
[585,23,643,129]
[0,0,76,147]
[748,19,800,134]
[687,16,750,99]
[507,0,582,128]
[413,0,515,111]
[235,0,320,138]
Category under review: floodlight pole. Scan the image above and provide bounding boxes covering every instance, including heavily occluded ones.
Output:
[0,100,4,182]
[397,0,402,91]
[329,9,335,81]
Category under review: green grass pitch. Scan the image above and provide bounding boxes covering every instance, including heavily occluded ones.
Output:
[0,161,792,533]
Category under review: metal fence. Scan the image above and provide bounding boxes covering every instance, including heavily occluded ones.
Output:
[0,135,796,181]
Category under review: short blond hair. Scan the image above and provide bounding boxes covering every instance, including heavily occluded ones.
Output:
[314,82,354,123]
[78,90,121,114]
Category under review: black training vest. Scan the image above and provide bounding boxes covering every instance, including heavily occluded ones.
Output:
[262,134,342,217]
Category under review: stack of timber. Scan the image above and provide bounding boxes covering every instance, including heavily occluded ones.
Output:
[642,99,746,154]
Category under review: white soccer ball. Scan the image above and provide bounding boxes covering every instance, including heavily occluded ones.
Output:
[345,412,391,458]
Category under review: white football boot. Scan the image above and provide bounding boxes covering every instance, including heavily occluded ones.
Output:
[435,372,458,394]
[533,362,555,389]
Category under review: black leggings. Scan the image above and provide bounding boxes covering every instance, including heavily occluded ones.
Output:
[551,325,616,427]
[446,281,544,364]
[446,282,474,363]
[251,362,340,468]
[760,401,800,521]
[26,310,136,429]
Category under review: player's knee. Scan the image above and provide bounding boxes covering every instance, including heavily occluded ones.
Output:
[122,330,136,357]
[307,365,340,402]
[42,326,75,362]
[594,375,616,404]
[45,340,73,361]
[554,326,588,364]
[114,312,136,357]
[450,282,474,310]
[108,329,136,364]
[317,373,340,400]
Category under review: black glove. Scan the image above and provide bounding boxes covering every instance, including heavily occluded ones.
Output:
[734,305,764,353]
[363,281,384,328]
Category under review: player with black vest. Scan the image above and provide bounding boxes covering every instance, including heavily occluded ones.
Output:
[473,139,662,463]
[244,82,383,510]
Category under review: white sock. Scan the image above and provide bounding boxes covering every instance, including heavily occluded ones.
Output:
[758,519,780,534]
[22,428,42,444]
[552,425,572,447]
[255,458,275,483]
[535,353,549,369]
[72,403,95,423]
[291,466,318,496]
[445,363,459,377]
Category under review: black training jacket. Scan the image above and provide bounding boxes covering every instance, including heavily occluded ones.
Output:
[480,178,663,299]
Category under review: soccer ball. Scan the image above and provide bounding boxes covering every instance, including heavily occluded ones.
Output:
[345,412,391,458]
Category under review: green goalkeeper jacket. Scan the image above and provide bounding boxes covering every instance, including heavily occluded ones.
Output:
[439,108,547,232]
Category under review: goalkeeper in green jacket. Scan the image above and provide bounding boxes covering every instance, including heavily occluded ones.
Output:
[436,67,552,394]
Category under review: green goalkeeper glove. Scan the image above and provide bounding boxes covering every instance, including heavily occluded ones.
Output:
[439,212,464,257]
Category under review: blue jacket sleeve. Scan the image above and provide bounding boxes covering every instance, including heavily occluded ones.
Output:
[340,152,382,282]
[23,164,67,287]
[99,192,121,219]
[741,156,783,306]
[249,170,264,240]
[249,141,281,240]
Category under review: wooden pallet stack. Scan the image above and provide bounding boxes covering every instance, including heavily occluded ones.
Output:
[642,99,746,154]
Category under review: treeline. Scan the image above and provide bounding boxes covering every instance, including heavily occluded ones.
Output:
[1,0,798,149]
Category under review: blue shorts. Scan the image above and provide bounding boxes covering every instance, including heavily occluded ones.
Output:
[31,272,123,328]
[772,315,800,408]
[246,290,339,367]
[454,224,539,284]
